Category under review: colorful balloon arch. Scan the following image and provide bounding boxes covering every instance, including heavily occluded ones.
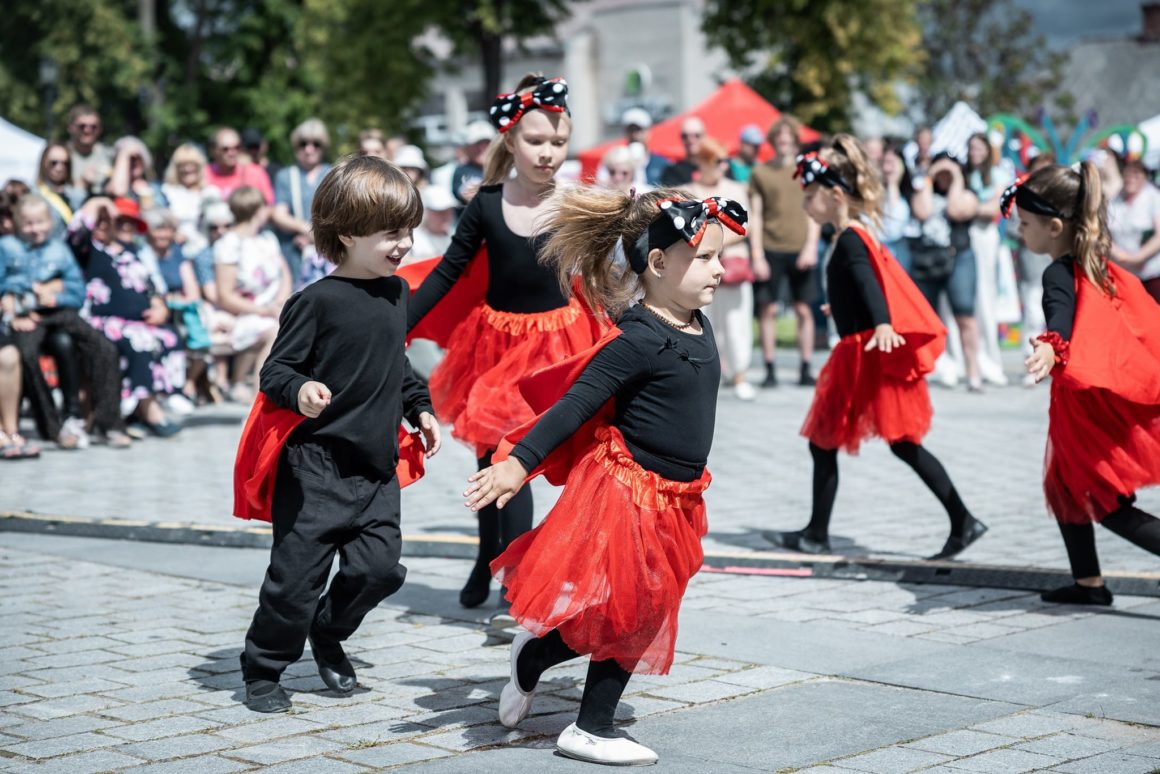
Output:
[987,110,1149,172]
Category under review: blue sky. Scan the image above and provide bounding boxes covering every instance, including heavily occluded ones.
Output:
[1016,0,1141,46]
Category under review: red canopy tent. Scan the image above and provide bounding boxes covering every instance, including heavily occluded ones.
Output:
[577,79,820,180]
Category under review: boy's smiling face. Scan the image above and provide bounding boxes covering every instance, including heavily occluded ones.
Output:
[337,228,414,279]
[17,201,54,246]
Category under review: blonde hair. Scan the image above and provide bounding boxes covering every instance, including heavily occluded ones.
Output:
[13,193,50,224]
[538,186,694,315]
[227,185,265,224]
[1024,161,1112,294]
[601,145,636,171]
[818,133,884,227]
[163,143,208,187]
[482,73,572,186]
[290,118,330,151]
[311,155,423,264]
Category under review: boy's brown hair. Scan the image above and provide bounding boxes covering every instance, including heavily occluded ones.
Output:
[312,156,423,264]
[227,185,265,224]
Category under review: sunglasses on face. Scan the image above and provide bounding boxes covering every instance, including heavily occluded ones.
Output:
[681,132,703,140]
[608,168,633,178]
[297,140,323,149]
[218,144,239,153]
[74,123,99,131]
[47,159,69,168]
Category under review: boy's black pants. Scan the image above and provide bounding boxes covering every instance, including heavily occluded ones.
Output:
[243,440,407,683]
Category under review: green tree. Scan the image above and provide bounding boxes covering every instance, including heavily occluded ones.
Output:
[434,0,575,105]
[914,0,1070,124]
[702,0,923,131]
[0,0,150,142]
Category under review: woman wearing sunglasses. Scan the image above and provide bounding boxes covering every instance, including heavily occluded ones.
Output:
[271,119,333,288]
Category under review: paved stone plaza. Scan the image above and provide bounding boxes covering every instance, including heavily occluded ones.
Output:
[0,534,1158,772]
[3,356,1159,573]
[1,356,1159,771]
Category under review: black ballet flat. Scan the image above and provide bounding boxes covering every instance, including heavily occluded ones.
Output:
[244,680,291,713]
[308,630,356,694]
[1041,583,1113,606]
[459,564,493,608]
[927,517,989,560]
[763,529,832,555]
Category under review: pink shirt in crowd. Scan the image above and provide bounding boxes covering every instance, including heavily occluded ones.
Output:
[205,162,274,204]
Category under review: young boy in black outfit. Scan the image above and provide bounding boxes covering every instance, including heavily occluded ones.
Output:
[240,156,441,712]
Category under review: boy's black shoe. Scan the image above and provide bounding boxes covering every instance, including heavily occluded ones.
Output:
[459,563,492,608]
[761,363,778,388]
[309,629,356,693]
[244,680,291,712]
[799,363,816,386]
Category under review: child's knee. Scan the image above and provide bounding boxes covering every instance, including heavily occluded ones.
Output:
[0,345,19,370]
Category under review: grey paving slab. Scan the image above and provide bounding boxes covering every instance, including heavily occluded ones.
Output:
[121,755,252,773]
[1049,674,1160,726]
[846,646,1134,705]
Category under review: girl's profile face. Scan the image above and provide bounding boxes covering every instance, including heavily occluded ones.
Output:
[967,137,989,167]
[650,224,725,311]
[507,110,570,187]
[802,182,838,226]
[1015,208,1057,255]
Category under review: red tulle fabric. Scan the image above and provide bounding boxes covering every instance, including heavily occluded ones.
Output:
[1042,263,1160,524]
[491,426,710,675]
[801,331,933,453]
[429,298,600,456]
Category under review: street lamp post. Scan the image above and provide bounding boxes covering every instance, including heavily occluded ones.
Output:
[39,57,59,139]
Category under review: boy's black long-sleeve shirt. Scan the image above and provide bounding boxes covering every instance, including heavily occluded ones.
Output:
[510,305,720,483]
[261,274,432,479]
[826,228,892,337]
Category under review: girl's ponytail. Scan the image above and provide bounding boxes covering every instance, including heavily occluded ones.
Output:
[1073,160,1113,293]
[539,186,696,315]
[823,134,884,226]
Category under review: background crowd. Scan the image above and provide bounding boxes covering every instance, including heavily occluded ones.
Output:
[1,99,1158,459]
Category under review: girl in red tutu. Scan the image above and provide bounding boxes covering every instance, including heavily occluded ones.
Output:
[465,188,747,766]
[404,74,602,609]
[1010,162,1160,606]
[765,135,987,559]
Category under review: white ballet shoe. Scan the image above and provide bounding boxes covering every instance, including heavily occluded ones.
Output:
[498,631,536,728]
[556,723,658,766]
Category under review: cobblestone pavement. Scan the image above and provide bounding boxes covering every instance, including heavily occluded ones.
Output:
[0,537,1158,772]
[4,352,1159,576]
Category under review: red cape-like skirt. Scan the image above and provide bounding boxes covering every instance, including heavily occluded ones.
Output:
[801,226,945,453]
[492,425,710,675]
[1042,263,1160,524]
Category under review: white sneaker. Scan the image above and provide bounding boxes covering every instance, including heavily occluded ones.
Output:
[166,393,196,417]
[61,416,90,450]
[733,381,756,401]
[498,631,536,728]
[556,723,658,766]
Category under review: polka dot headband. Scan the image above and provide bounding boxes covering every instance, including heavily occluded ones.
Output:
[624,197,749,274]
[488,77,570,133]
[793,151,853,193]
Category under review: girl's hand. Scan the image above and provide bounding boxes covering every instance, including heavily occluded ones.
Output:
[418,411,441,458]
[864,323,905,353]
[297,381,331,418]
[751,255,771,282]
[465,457,528,511]
[1024,339,1056,383]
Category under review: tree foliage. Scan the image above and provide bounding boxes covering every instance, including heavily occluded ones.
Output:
[914,0,1070,124]
[702,0,924,131]
[0,0,576,164]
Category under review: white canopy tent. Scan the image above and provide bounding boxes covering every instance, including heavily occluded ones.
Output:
[0,117,46,186]
[1139,113,1160,171]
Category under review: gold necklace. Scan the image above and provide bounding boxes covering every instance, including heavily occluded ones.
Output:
[641,303,694,330]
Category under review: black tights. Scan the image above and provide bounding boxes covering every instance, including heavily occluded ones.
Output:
[1057,496,1160,579]
[468,449,534,580]
[516,629,632,737]
[805,441,970,541]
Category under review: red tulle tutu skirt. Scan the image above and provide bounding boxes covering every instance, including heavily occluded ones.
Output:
[428,299,597,456]
[491,426,711,675]
[801,331,933,453]
[1044,380,1160,524]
